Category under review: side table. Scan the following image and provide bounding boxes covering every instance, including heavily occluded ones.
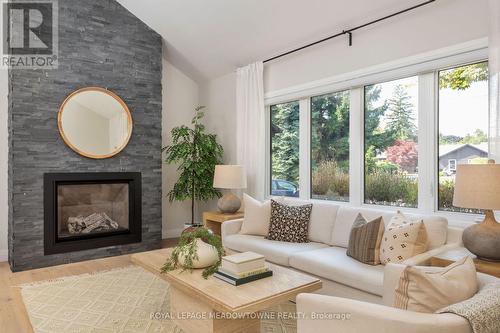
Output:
[430,247,500,278]
[202,211,244,238]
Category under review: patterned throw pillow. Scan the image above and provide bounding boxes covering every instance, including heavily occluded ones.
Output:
[380,211,428,264]
[346,214,385,265]
[266,200,312,243]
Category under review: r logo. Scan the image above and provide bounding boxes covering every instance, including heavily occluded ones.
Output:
[4,2,53,54]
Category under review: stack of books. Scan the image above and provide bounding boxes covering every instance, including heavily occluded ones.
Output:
[214,252,273,286]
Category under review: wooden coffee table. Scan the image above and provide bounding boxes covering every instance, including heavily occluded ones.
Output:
[131,248,321,333]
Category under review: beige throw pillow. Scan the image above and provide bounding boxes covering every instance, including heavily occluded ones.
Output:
[346,214,385,265]
[380,211,428,264]
[239,194,272,236]
[394,256,478,313]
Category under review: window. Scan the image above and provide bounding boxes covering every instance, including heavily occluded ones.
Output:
[270,101,300,197]
[266,53,490,220]
[311,91,350,201]
[438,62,489,213]
[364,76,419,208]
[448,159,457,171]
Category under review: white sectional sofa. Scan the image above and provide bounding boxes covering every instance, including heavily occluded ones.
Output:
[221,199,462,304]
[296,264,498,333]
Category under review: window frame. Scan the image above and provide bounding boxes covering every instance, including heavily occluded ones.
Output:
[309,90,351,203]
[264,41,489,225]
[362,76,420,208]
[448,159,457,171]
[269,100,301,198]
[435,60,489,215]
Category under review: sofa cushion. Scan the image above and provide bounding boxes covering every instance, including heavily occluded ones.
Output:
[223,234,328,266]
[330,206,448,250]
[290,246,385,296]
[331,207,392,248]
[284,199,339,244]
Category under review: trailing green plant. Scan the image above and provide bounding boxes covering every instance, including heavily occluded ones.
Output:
[161,227,225,279]
[163,107,224,225]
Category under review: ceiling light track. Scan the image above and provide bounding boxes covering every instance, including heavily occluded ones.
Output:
[263,0,436,64]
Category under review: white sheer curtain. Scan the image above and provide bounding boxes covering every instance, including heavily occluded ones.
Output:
[490,0,500,161]
[236,62,265,200]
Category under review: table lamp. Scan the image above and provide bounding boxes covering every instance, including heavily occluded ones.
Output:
[213,165,247,214]
[453,159,500,261]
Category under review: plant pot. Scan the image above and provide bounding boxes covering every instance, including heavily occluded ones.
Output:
[178,238,219,269]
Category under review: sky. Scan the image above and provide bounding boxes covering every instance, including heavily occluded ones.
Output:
[439,81,488,137]
[371,77,488,138]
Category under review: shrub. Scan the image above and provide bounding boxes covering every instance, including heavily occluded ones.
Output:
[365,171,417,207]
[312,160,349,200]
[312,160,337,195]
[375,161,399,173]
[331,171,349,199]
[438,179,455,210]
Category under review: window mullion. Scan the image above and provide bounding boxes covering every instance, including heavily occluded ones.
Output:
[299,98,310,199]
[265,105,271,198]
[349,88,363,206]
[418,72,436,213]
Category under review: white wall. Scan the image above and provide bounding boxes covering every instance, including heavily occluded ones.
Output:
[162,56,201,238]
[0,69,7,262]
[264,0,489,92]
[198,71,238,214]
[200,72,238,164]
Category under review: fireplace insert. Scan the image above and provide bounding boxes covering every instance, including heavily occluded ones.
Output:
[44,172,142,255]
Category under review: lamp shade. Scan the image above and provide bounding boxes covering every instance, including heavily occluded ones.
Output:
[453,162,500,210]
[213,165,247,189]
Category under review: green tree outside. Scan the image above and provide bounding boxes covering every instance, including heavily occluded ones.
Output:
[386,84,417,141]
[271,102,300,183]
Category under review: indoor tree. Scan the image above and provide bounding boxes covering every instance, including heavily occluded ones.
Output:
[163,106,224,225]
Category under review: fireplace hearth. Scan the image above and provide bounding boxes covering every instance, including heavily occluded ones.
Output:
[44,172,142,255]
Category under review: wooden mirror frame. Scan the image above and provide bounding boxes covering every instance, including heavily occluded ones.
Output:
[58,87,133,159]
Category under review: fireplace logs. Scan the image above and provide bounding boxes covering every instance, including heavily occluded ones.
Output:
[67,212,119,234]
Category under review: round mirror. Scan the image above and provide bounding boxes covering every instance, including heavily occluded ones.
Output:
[58,87,133,159]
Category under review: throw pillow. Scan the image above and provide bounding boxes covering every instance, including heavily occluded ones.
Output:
[266,199,312,243]
[239,194,272,236]
[346,214,385,265]
[380,211,428,264]
[394,256,478,313]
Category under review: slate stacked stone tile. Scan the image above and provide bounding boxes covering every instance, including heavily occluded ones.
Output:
[8,0,163,271]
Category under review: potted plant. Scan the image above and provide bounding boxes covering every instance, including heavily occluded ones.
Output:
[163,106,224,226]
[161,227,224,278]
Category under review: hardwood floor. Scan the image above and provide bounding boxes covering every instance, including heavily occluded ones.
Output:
[0,238,178,333]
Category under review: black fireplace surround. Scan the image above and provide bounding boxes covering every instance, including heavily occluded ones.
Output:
[44,172,142,255]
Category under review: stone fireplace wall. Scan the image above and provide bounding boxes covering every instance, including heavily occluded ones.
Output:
[8,0,162,271]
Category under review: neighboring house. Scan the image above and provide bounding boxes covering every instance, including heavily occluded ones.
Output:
[439,143,488,174]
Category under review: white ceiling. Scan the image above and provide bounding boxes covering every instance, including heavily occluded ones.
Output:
[117,0,428,81]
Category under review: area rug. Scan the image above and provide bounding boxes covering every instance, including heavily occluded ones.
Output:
[19,265,297,333]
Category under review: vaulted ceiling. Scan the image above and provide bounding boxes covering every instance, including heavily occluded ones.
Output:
[117,0,429,81]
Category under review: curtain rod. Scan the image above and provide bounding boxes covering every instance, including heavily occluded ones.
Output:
[263,0,436,64]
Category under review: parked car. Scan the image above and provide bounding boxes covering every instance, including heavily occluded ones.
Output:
[271,179,299,197]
